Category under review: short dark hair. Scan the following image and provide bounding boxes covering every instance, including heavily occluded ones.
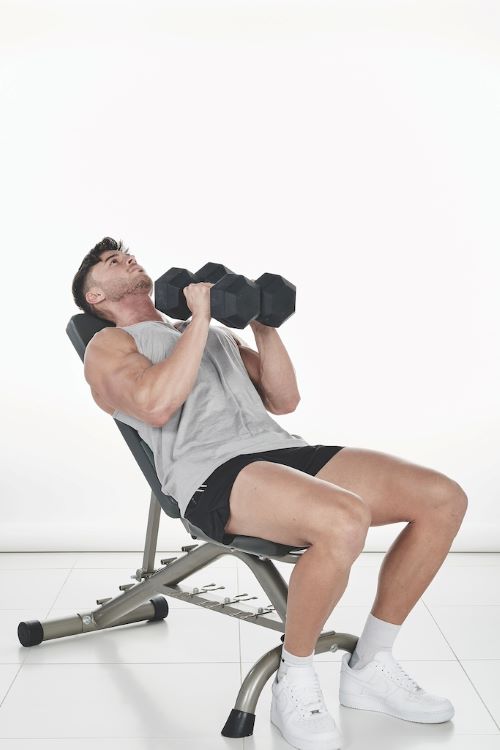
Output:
[72,237,129,323]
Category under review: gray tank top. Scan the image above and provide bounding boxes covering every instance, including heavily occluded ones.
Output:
[112,315,309,517]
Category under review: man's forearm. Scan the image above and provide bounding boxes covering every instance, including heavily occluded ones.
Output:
[249,320,301,411]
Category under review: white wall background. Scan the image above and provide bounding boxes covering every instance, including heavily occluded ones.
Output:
[1,0,499,551]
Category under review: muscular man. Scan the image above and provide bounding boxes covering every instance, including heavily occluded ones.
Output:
[72,237,468,750]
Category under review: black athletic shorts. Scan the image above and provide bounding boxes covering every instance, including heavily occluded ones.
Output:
[183,444,345,546]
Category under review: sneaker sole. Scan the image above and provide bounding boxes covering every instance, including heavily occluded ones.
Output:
[270,699,342,750]
[339,690,454,724]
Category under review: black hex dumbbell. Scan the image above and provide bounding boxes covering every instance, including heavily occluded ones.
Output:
[199,262,295,329]
[154,263,261,329]
[156,261,297,329]
[197,262,298,327]
[194,263,296,328]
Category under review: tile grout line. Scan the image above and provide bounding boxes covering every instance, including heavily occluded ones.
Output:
[44,555,80,619]
[0,557,81,710]
[0,663,23,712]
[422,598,500,732]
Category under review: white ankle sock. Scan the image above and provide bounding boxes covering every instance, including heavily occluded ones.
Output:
[278,645,314,680]
[348,613,401,670]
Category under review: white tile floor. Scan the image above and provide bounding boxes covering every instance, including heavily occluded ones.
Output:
[0,551,499,749]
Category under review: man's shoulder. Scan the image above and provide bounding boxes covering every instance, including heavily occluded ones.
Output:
[88,326,133,351]
[84,328,137,377]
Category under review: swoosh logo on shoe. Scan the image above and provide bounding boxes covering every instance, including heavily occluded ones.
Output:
[358,675,396,698]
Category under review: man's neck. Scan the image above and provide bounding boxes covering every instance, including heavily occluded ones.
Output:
[113,302,165,328]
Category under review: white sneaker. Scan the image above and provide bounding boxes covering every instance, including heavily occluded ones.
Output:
[270,666,342,750]
[339,650,455,724]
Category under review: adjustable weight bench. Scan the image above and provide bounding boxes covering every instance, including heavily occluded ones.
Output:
[17,312,358,738]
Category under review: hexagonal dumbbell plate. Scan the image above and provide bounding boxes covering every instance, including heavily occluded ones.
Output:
[254,273,296,327]
[194,262,236,284]
[155,267,196,319]
[210,274,261,329]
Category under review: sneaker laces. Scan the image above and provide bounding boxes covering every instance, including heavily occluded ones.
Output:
[378,658,423,693]
[287,670,328,718]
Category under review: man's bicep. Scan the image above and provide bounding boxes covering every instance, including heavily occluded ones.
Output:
[215,325,279,412]
[235,343,284,414]
[237,345,261,389]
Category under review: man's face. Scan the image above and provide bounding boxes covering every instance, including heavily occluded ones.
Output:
[86,248,153,307]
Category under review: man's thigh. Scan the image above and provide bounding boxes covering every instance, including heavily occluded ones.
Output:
[314,446,461,526]
[223,460,366,547]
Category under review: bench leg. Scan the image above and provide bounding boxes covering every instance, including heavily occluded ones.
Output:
[221,630,358,738]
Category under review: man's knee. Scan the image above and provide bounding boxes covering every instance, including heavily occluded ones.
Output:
[312,491,371,556]
[342,496,371,554]
[429,476,469,526]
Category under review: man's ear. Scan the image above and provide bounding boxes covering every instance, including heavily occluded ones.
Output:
[86,289,101,304]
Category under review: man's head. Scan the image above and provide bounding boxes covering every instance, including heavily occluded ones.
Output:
[72,237,154,324]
